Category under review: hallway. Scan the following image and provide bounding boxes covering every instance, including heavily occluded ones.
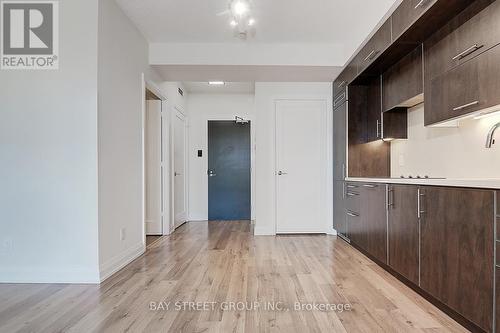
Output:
[0,221,466,332]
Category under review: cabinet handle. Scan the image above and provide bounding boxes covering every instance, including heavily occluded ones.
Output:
[452,101,479,111]
[363,184,377,188]
[376,119,382,138]
[347,211,359,217]
[417,189,426,219]
[338,81,346,89]
[452,44,483,60]
[346,184,358,189]
[414,0,428,9]
[346,192,359,196]
[388,187,394,208]
[363,50,378,62]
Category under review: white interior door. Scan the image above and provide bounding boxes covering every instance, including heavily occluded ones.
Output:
[276,100,328,233]
[145,100,163,235]
[173,110,187,228]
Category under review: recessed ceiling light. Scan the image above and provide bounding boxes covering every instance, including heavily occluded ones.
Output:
[248,18,255,26]
[208,81,225,86]
[230,19,237,27]
[232,1,249,16]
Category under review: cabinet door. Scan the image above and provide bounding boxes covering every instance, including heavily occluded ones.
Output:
[357,20,392,74]
[382,46,423,111]
[426,43,500,125]
[425,0,500,81]
[420,187,494,332]
[333,64,357,99]
[333,101,346,181]
[392,0,437,41]
[333,181,346,237]
[347,209,364,248]
[365,77,382,142]
[387,185,419,285]
[360,183,387,264]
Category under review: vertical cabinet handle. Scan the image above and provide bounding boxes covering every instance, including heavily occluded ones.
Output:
[417,189,426,218]
[363,50,377,62]
[388,186,394,208]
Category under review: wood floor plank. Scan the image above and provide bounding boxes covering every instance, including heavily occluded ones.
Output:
[0,221,468,333]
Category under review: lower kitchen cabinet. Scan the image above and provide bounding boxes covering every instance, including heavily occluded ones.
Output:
[359,183,387,264]
[333,181,347,239]
[387,185,419,285]
[420,187,494,332]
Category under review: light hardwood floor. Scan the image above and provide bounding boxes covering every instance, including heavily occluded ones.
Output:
[0,221,467,333]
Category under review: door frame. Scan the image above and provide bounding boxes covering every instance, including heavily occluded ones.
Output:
[206,118,255,221]
[273,98,333,234]
[141,76,171,246]
[172,106,189,229]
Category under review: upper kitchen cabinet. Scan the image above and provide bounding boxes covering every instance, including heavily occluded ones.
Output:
[333,63,357,100]
[357,20,392,75]
[426,43,500,126]
[382,46,423,112]
[425,0,500,81]
[391,0,438,41]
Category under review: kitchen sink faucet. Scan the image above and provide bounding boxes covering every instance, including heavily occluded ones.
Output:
[486,122,500,148]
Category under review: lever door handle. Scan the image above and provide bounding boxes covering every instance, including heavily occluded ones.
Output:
[175,172,182,176]
[277,171,288,176]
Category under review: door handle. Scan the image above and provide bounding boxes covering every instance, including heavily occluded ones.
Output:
[175,172,182,177]
[207,170,216,177]
[277,171,288,176]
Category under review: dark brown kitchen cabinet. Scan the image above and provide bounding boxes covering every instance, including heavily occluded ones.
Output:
[359,183,387,264]
[387,185,419,285]
[382,46,423,111]
[357,20,392,74]
[347,202,363,248]
[333,64,357,99]
[347,86,368,145]
[420,187,494,332]
[365,77,383,142]
[425,0,500,81]
[333,101,347,181]
[392,0,438,41]
[333,181,347,239]
[426,43,500,126]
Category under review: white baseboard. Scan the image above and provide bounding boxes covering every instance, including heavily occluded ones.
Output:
[0,266,100,284]
[254,225,276,236]
[99,242,145,282]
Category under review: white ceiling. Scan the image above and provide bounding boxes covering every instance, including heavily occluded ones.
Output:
[117,0,397,47]
[116,0,401,81]
[183,82,255,94]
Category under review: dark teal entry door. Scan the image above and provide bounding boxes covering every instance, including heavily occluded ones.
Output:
[208,121,251,220]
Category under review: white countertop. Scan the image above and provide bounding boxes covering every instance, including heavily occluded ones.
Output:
[345,177,500,190]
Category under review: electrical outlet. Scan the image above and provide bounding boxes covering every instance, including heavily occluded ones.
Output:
[120,228,126,241]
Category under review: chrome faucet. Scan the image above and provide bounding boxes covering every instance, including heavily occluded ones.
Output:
[486,122,500,148]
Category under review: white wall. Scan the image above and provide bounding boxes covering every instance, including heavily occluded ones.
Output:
[0,0,100,283]
[97,0,164,281]
[391,104,500,178]
[254,83,333,235]
[187,93,255,221]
